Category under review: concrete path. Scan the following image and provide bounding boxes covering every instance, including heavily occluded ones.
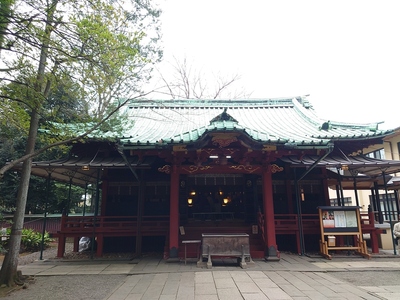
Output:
[17,252,400,300]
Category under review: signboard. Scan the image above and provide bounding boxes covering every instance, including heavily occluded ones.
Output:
[317,206,370,259]
[321,208,358,232]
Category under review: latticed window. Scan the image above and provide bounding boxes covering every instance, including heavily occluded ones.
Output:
[369,193,399,221]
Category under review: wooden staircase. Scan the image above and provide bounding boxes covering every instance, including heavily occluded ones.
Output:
[178,220,265,259]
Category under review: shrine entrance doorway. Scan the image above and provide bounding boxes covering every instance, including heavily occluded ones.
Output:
[181,174,260,224]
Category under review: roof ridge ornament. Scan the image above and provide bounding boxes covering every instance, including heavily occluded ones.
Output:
[321,121,331,131]
[209,108,238,124]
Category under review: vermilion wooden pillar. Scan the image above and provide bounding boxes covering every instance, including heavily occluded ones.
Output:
[168,165,179,260]
[262,166,280,261]
[57,215,67,257]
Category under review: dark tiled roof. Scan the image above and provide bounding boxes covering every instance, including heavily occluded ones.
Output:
[120,97,391,148]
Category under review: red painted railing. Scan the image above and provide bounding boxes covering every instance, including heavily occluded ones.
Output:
[257,213,320,237]
[59,215,170,236]
[1,217,61,236]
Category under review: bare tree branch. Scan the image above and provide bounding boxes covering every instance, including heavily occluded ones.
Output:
[213,74,240,99]
[155,56,250,100]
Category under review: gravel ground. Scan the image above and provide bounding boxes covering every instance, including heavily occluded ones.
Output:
[15,242,133,265]
[15,245,61,266]
[2,243,130,300]
[5,275,126,300]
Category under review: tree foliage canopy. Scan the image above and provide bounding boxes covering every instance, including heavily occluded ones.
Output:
[0,0,162,175]
[1,0,162,135]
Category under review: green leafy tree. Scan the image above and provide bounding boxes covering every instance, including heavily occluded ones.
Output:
[0,126,26,212]
[0,76,105,216]
[0,126,62,215]
[0,0,161,286]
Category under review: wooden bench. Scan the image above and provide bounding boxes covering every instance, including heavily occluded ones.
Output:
[197,233,252,269]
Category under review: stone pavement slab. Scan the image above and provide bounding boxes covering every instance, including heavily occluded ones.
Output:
[104,270,398,299]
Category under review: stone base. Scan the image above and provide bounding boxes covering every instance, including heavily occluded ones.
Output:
[168,247,178,260]
[265,245,280,261]
[197,259,206,268]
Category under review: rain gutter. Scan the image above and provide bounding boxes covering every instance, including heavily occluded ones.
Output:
[117,145,140,182]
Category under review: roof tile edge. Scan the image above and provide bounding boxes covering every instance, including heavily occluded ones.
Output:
[128,97,310,108]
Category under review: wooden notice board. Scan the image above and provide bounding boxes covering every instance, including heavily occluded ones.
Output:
[318,206,370,259]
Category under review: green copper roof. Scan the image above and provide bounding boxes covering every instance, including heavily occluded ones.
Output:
[120,97,391,148]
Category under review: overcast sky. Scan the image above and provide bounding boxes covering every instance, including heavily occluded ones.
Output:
[156,0,400,130]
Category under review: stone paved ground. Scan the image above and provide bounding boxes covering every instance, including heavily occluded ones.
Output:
[2,251,400,300]
[6,269,400,300]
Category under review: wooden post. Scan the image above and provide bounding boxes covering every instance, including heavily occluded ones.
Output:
[285,167,294,213]
[262,166,279,261]
[73,237,79,252]
[321,168,330,206]
[168,165,179,260]
[100,174,108,216]
[368,211,379,253]
[96,233,104,257]
[57,216,67,257]
[136,173,145,256]
[57,234,66,258]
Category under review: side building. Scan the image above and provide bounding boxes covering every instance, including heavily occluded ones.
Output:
[328,127,400,250]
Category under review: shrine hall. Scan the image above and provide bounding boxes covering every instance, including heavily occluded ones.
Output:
[26,97,400,261]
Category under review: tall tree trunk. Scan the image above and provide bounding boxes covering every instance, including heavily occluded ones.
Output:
[0,110,40,285]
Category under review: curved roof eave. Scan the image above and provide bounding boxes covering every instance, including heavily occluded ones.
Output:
[279,154,400,177]
[12,155,154,186]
